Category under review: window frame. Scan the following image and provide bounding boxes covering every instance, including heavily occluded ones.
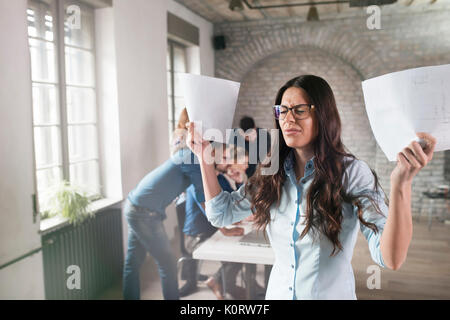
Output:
[167,39,187,134]
[28,0,103,215]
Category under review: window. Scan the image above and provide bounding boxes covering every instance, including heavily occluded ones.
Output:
[167,40,187,140]
[27,0,101,213]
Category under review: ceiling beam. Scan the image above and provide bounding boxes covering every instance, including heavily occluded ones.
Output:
[242,0,350,9]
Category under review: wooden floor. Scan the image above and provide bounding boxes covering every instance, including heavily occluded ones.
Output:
[99,218,450,300]
[352,218,450,300]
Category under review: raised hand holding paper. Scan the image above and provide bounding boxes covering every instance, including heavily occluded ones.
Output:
[179,73,240,143]
[362,64,450,161]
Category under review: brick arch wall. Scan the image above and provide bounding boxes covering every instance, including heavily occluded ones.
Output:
[233,46,378,168]
[215,11,450,216]
[215,22,383,83]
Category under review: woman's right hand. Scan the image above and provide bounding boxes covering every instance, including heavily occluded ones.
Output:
[187,122,213,162]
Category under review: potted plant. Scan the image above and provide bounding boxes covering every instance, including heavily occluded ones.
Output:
[42,180,94,226]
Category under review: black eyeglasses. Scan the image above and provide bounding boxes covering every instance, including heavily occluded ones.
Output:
[273,104,315,120]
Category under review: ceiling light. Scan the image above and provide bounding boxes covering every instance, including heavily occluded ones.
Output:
[229,0,244,11]
[307,6,319,21]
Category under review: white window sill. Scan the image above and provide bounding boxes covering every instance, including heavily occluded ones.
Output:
[39,197,123,235]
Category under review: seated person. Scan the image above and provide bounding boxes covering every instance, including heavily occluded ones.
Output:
[179,145,249,299]
[229,116,272,179]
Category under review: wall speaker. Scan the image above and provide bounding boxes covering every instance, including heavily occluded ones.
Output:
[213,35,226,50]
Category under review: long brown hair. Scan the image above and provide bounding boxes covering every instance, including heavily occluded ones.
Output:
[244,75,388,256]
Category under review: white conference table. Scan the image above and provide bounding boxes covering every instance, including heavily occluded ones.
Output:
[192,221,275,299]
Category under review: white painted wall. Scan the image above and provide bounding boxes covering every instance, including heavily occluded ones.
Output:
[0,253,45,299]
[0,0,45,299]
[167,0,215,77]
[95,7,123,201]
[0,0,214,298]
[114,0,170,196]
[114,0,170,253]
[165,0,214,240]
[113,0,215,251]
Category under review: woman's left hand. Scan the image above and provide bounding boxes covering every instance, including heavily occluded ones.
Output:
[390,132,437,188]
[219,227,244,237]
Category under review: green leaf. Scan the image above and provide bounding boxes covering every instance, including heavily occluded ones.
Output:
[46,180,93,226]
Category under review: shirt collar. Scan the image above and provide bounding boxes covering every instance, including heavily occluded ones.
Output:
[284,149,315,184]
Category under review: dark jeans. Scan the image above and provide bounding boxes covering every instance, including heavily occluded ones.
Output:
[213,262,244,291]
[123,148,204,300]
[122,199,179,300]
[180,230,216,285]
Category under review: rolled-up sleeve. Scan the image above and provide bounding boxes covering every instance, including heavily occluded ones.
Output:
[356,195,387,268]
[205,183,253,227]
[345,159,388,268]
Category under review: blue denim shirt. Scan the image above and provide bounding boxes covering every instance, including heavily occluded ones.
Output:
[128,148,204,219]
[205,149,388,300]
[183,174,236,236]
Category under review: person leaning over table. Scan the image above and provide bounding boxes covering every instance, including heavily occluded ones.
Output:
[122,108,205,300]
[186,74,437,300]
[178,144,247,299]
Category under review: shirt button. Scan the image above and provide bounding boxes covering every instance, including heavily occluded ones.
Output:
[290,222,294,226]
[290,243,294,247]
[289,286,293,291]
[291,264,294,269]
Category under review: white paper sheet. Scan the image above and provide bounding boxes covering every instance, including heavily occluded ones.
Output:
[362,64,450,161]
[179,73,241,143]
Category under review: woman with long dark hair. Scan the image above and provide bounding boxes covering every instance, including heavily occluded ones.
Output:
[187,75,436,299]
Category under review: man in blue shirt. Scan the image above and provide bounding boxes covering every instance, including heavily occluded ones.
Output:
[122,143,244,300]
[123,147,205,300]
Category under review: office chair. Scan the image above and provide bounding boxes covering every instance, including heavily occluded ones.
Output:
[417,185,449,230]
